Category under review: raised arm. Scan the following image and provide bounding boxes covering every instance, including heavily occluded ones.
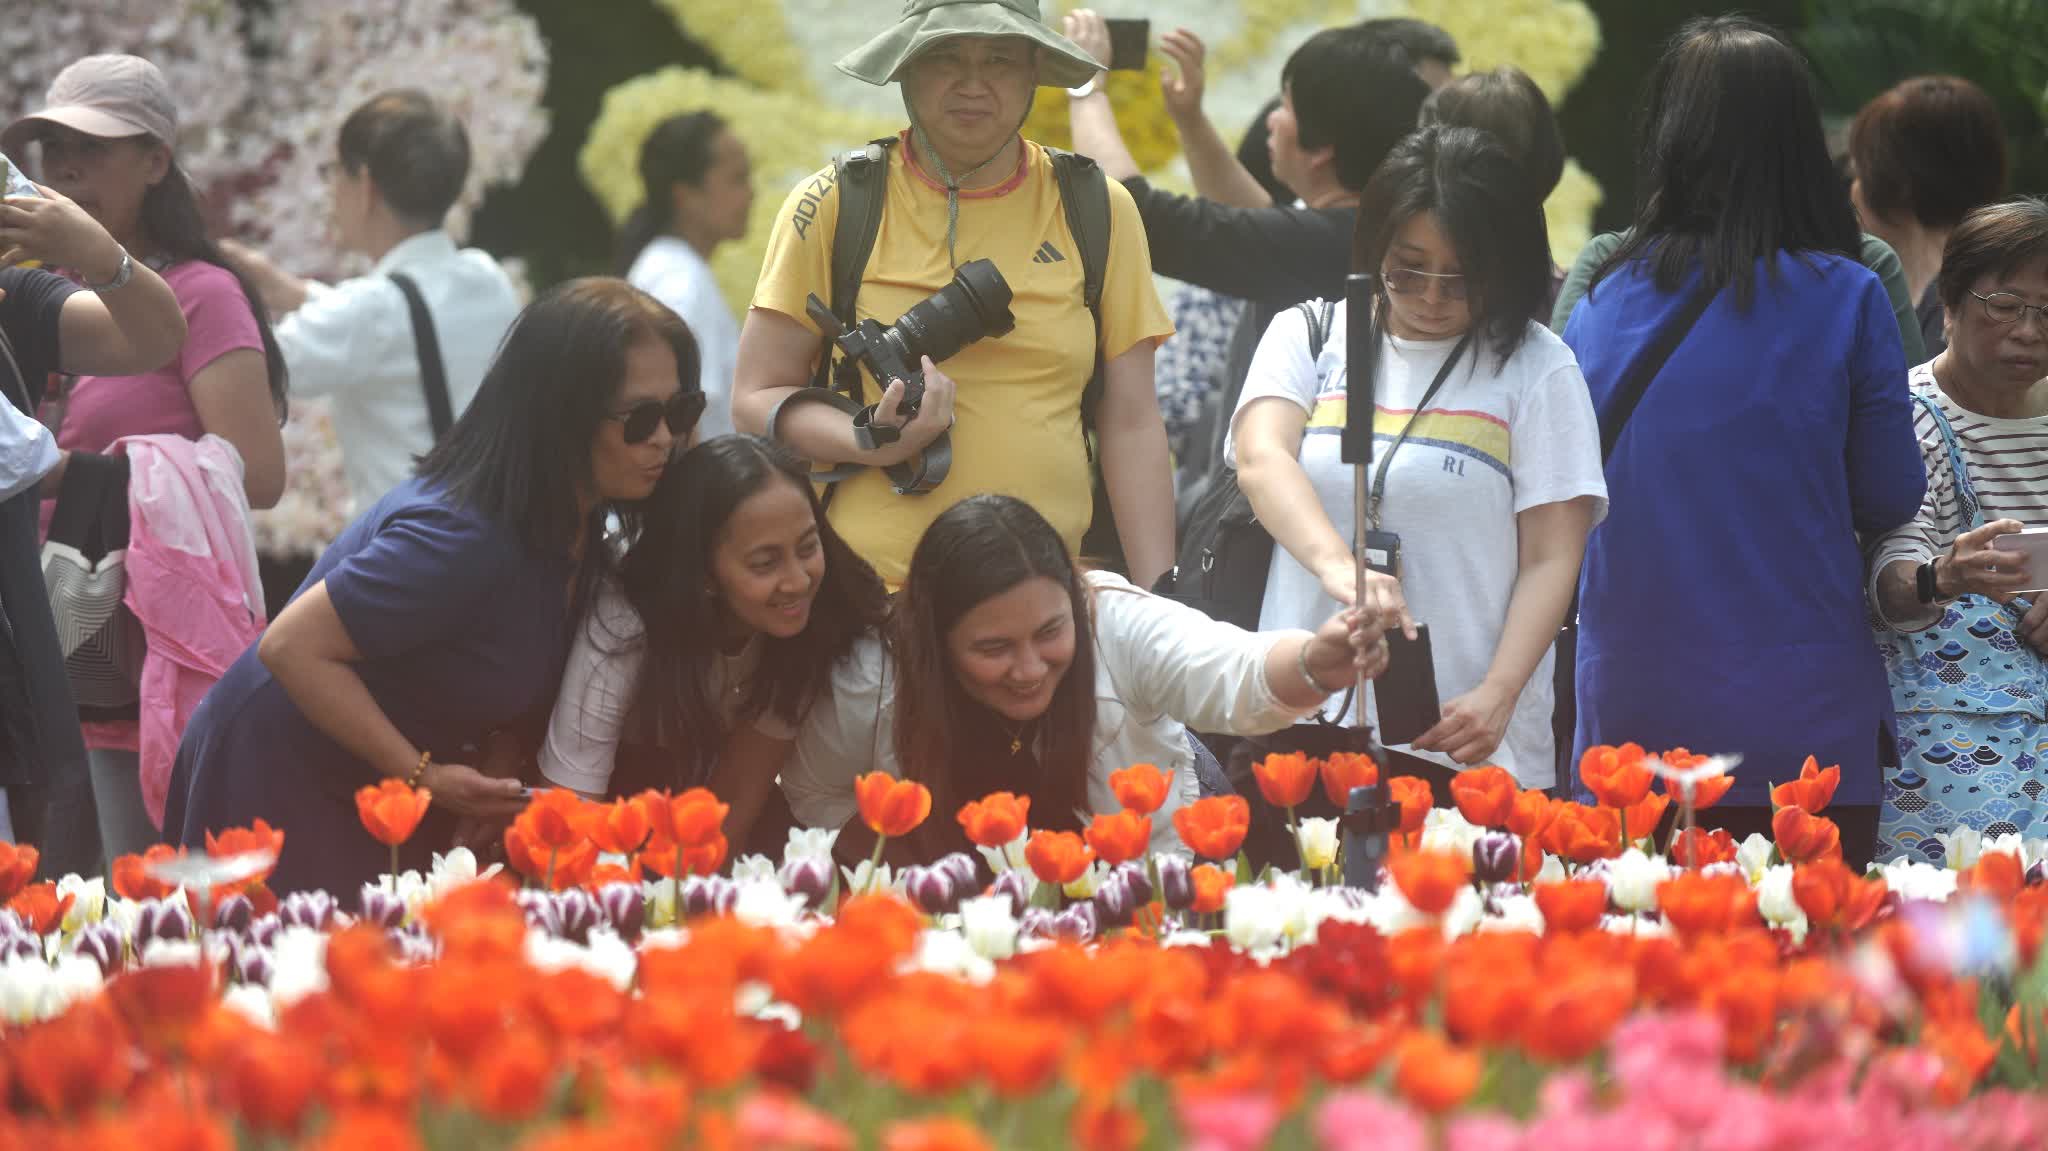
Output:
[1,186,185,375]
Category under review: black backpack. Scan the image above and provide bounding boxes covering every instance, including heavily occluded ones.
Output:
[819,137,1125,563]
[1153,298,1336,628]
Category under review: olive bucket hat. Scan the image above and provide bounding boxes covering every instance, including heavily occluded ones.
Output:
[836,0,1103,90]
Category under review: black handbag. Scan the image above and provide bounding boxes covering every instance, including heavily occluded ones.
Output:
[1154,299,1337,630]
[41,448,142,715]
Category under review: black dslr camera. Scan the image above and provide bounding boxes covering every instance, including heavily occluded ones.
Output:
[805,258,1016,415]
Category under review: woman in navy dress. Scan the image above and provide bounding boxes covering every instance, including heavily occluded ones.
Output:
[166,278,704,895]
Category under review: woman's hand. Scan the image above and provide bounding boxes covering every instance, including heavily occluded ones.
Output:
[422,760,529,819]
[1307,605,1391,686]
[1318,563,1417,640]
[1062,9,1113,70]
[869,356,957,466]
[1938,519,2036,602]
[0,185,124,280]
[1158,28,1210,122]
[1411,680,1514,766]
[2018,596,2048,653]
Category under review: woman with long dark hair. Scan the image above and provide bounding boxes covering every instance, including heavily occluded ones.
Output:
[1562,17,1926,865]
[1231,125,1604,796]
[5,54,289,864]
[619,111,752,439]
[779,494,1391,863]
[167,279,702,896]
[540,435,888,847]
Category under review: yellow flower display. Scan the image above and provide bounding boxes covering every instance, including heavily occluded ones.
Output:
[1019,58,1182,173]
[578,66,893,316]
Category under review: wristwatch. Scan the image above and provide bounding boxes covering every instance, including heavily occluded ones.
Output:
[80,246,133,293]
[1067,76,1101,100]
[1916,559,1944,605]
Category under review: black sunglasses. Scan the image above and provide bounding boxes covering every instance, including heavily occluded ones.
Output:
[608,389,707,445]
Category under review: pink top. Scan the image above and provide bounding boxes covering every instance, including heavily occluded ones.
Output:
[56,260,262,454]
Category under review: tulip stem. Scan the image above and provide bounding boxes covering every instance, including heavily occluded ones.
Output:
[673,843,685,919]
[390,843,399,888]
[545,846,557,892]
[1287,805,1303,873]
[1619,809,1630,854]
[866,834,888,894]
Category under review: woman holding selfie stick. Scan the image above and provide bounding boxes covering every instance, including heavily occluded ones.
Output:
[1870,198,2048,862]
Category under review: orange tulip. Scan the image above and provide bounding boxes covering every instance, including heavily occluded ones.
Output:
[1025,830,1094,887]
[1659,750,1735,809]
[1506,788,1556,841]
[1771,806,1842,864]
[205,819,286,866]
[0,842,38,901]
[1173,795,1250,861]
[112,844,184,902]
[1580,743,1653,809]
[1963,851,2025,898]
[1657,871,1758,937]
[855,772,932,839]
[518,788,596,851]
[1670,826,1737,869]
[1084,810,1152,867]
[1388,776,1432,836]
[1520,967,1635,1064]
[1541,803,1622,865]
[466,1026,553,1121]
[1389,848,1471,915]
[1320,751,1380,808]
[1450,765,1518,829]
[1251,751,1318,809]
[1617,792,1670,845]
[1792,858,1889,933]
[5,883,72,936]
[956,792,1032,848]
[1393,1029,1481,1114]
[1109,763,1173,815]
[589,798,652,856]
[1189,863,1235,914]
[644,787,730,848]
[356,778,432,846]
[882,1117,994,1151]
[1534,878,1610,934]
[1072,1096,1146,1151]
[1770,756,1840,815]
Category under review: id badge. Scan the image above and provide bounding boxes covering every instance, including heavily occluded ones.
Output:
[1364,530,1402,577]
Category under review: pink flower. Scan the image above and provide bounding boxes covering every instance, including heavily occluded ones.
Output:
[1180,1093,1283,1151]
[1445,1115,1524,1151]
[733,1091,853,1151]
[1312,1092,1424,1151]
[1533,1070,1597,1121]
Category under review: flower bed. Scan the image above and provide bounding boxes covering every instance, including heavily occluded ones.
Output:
[4,747,2048,1149]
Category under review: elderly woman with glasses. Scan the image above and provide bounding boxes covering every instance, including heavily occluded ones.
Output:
[1227,125,1606,799]
[1870,197,2048,862]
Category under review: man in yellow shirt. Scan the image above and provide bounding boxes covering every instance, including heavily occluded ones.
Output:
[733,0,1175,589]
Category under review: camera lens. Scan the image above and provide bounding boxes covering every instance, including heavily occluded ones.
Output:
[891,258,1016,365]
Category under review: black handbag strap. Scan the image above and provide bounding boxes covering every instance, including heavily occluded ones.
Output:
[1598,278,1718,462]
[389,272,453,441]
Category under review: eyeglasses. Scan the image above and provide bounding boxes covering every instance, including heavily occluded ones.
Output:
[1972,290,2048,327]
[1382,266,1468,301]
[607,389,707,445]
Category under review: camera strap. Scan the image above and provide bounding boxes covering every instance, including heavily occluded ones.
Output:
[766,386,951,495]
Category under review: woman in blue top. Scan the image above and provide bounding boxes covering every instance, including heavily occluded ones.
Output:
[1563,16,1925,864]
[166,278,704,896]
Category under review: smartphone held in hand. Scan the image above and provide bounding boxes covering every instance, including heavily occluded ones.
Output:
[1106,18,1149,70]
[1990,527,2048,594]
[1374,622,1442,747]
[0,155,45,268]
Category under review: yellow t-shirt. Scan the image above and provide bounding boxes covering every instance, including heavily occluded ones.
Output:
[752,133,1173,587]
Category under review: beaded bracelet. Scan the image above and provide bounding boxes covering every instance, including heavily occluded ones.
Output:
[1297,639,1343,696]
[407,750,431,788]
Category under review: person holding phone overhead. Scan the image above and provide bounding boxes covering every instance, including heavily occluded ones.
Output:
[1869,198,2048,862]
[1228,126,1605,797]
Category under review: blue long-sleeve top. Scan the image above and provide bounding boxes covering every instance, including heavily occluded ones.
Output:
[1564,251,1927,807]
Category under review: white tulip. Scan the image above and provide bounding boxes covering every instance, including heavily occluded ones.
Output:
[783,827,840,867]
[1420,807,1485,857]
[1939,827,1984,871]
[1534,853,1567,885]
[841,860,895,896]
[730,854,778,886]
[267,926,331,1008]
[1440,886,1488,939]
[0,953,103,1025]
[1607,848,1670,915]
[525,927,637,992]
[141,938,204,968]
[733,879,809,930]
[1735,833,1776,883]
[1484,892,1545,935]
[906,929,994,984]
[1063,862,1106,901]
[1755,864,1809,943]
[1880,857,1959,903]
[1982,833,2027,864]
[1296,818,1339,872]
[1224,884,1287,955]
[958,894,1019,961]
[56,875,106,931]
[222,983,277,1030]
[976,833,1031,876]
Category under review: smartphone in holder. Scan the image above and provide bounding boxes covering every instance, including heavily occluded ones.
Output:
[1991,527,2048,594]
[1106,18,1150,71]
[1374,623,1442,747]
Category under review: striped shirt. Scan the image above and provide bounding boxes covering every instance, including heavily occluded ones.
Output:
[1869,362,2048,630]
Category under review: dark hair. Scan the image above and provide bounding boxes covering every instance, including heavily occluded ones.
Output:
[1936,197,2048,313]
[893,495,1095,853]
[615,111,729,274]
[1849,75,2007,232]
[1592,16,1861,310]
[1355,17,1461,68]
[1352,125,1550,365]
[139,160,288,418]
[1420,66,1565,199]
[336,90,471,228]
[416,278,698,555]
[1281,28,1432,191]
[613,435,889,787]
[1238,96,1293,204]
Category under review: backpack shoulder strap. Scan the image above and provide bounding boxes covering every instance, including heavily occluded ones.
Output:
[388,272,453,441]
[1047,148,1113,442]
[1297,298,1338,361]
[815,136,897,393]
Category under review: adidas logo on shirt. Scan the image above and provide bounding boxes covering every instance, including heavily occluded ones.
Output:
[1031,242,1066,264]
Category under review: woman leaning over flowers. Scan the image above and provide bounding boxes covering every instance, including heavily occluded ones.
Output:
[1870,198,2048,863]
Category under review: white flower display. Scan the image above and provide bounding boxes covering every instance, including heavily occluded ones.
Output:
[906,928,997,985]
[733,879,811,931]
[56,876,105,933]
[0,953,103,1027]
[784,827,841,868]
[731,854,780,887]
[959,894,1021,962]
[1940,827,1985,871]
[1755,863,1810,944]
[1297,817,1341,872]
[268,926,332,1009]
[1881,857,1960,904]
[524,926,636,993]
[1607,848,1672,915]
[1421,807,1485,858]
[1736,833,1777,884]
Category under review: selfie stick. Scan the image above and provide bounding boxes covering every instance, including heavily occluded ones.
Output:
[1341,273,1376,707]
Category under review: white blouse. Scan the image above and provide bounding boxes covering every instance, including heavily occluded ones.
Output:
[778,571,1325,855]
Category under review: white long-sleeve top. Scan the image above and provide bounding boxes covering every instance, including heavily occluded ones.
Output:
[779,571,1324,856]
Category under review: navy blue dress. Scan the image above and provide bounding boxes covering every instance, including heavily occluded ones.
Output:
[165,478,575,895]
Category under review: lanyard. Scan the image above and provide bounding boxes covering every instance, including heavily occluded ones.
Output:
[1367,334,1470,531]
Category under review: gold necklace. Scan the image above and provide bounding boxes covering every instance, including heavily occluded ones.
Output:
[1002,719,1028,756]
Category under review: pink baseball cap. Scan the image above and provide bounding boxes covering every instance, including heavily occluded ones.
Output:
[1,55,179,158]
